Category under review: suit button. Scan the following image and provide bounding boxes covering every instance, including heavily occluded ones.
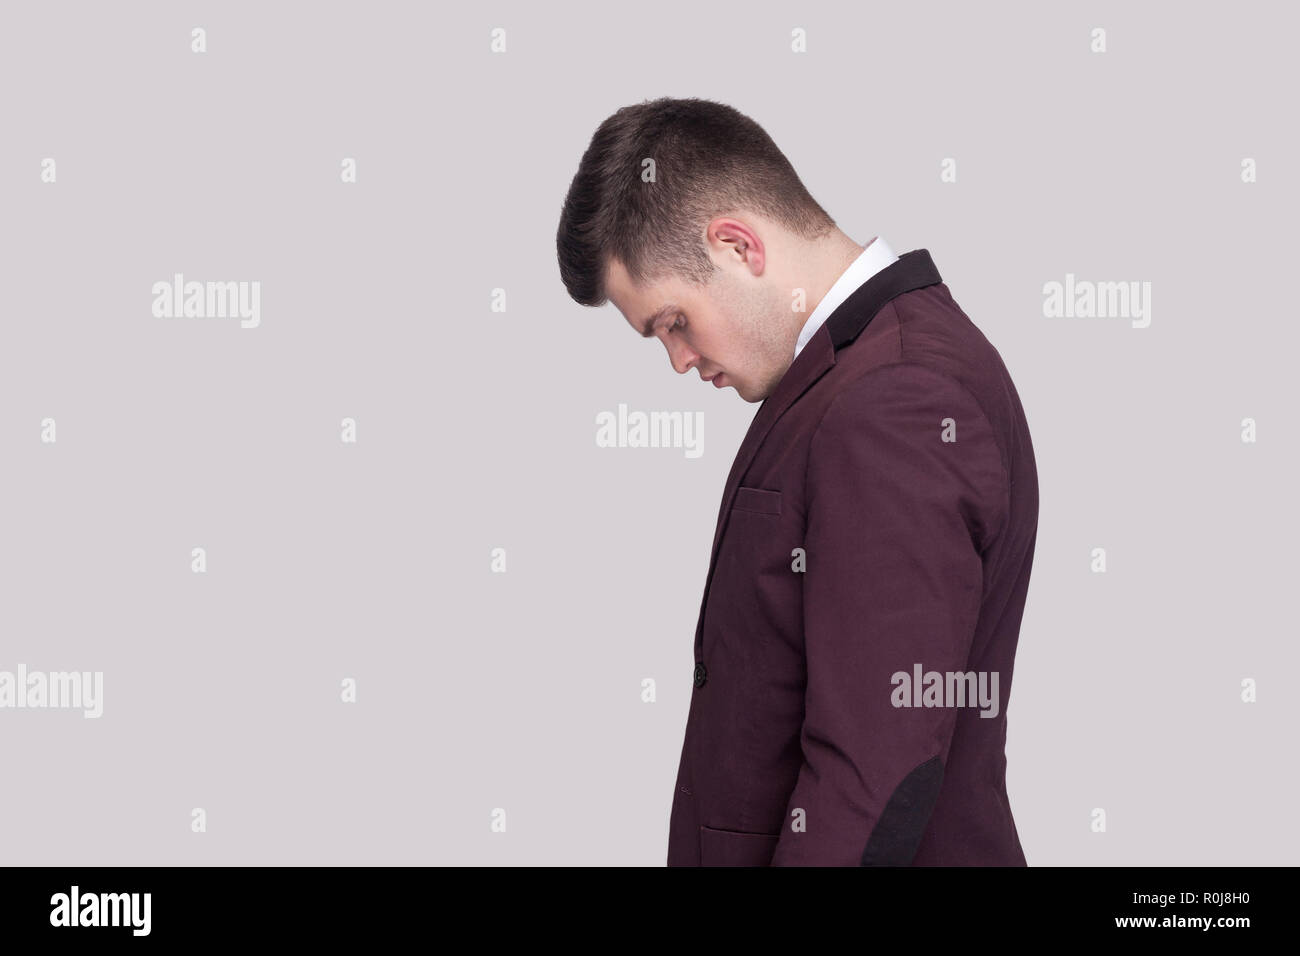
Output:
[693,662,707,688]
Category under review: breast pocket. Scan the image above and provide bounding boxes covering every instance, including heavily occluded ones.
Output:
[732,486,782,516]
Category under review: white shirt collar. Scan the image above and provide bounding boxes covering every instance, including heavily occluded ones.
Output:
[793,236,898,359]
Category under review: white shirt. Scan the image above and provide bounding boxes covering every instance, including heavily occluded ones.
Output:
[793,236,898,359]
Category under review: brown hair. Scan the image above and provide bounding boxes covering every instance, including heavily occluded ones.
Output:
[556,97,837,307]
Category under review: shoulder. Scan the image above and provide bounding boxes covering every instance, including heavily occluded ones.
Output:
[814,361,995,440]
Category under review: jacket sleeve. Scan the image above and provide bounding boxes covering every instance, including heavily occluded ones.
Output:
[769,362,1008,866]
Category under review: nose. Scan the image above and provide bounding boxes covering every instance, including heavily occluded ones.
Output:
[665,337,699,375]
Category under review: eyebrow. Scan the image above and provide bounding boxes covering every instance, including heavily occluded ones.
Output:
[638,303,679,338]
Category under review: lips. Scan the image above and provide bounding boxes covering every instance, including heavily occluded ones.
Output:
[712,374,725,388]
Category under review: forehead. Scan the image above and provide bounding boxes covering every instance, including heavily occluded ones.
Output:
[606,257,676,327]
[610,255,694,297]
[605,256,647,302]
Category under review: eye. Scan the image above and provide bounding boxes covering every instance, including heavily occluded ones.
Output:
[669,314,685,332]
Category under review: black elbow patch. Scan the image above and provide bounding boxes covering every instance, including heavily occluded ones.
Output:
[860,755,945,866]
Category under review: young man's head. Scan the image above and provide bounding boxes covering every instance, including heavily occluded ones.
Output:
[556,97,863,403]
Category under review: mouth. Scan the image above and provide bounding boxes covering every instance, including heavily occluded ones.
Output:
[705,373,725,388]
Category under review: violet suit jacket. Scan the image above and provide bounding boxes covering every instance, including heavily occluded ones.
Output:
[666,248,1038,866]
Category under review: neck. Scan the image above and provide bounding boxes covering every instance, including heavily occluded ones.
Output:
[790,232,871,343]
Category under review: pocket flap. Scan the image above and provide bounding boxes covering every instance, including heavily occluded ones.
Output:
[732,486,782,516]
[699,825,781,866]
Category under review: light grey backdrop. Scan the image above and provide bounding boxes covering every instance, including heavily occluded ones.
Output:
[1,0,1295,865]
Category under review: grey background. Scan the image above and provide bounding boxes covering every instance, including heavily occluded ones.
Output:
[1,0,1295,865]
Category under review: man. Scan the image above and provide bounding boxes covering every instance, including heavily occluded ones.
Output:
[556,97,1038,866]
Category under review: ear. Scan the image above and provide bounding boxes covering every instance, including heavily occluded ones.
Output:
[706,216,765,275]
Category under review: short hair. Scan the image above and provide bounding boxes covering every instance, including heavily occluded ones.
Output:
[556,97,837,307]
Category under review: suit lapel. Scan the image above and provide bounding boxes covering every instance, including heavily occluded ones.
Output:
[693,249,944,648]
[706,326,835,561]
